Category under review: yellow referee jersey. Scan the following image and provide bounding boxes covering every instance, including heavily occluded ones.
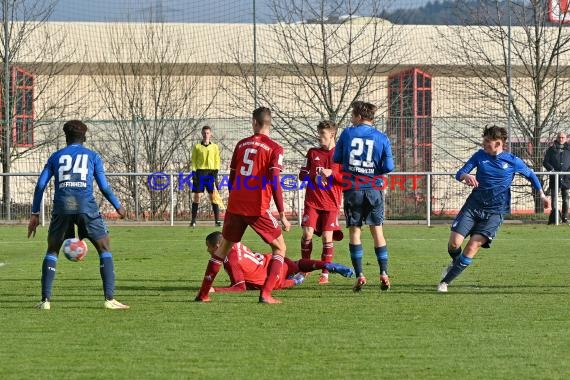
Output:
[191,142,221,171]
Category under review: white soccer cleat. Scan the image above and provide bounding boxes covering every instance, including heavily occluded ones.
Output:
[437,282,448,293]
[104,299,130,310]
[35,301,51,310]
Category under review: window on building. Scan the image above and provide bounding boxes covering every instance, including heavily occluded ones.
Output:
[0,67,35,147]
[387,68,432,172]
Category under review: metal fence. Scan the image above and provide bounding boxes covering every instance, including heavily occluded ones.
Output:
[3,171,569,226]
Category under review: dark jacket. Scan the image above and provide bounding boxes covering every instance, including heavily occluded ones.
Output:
[543,142,570,190]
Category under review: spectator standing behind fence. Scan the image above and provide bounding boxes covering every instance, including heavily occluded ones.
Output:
[542,132,570,225]
[190,125,222,227]
[333,101,394,292]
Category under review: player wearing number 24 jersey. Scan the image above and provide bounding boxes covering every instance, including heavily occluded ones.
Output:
[28,120,128,310]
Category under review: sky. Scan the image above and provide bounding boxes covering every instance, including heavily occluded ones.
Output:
[50,0,433,23]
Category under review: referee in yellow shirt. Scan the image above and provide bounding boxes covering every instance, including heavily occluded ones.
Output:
[190,125,222,227]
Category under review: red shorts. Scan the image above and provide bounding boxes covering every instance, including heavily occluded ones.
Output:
[222,211,282,244]
[301,206,340,232]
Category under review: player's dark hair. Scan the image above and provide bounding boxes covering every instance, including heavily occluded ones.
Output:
[317,120,338,134]
[201,125,212,132]
[63,120,88,144]
[205,231,223,246]
[483,125,508,144]
[252,107,271,126]
[352,101,377,121]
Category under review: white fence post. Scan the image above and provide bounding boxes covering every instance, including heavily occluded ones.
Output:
[426,173,431,227]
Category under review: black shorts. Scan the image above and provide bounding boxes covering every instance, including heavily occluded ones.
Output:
[192,170,219,193]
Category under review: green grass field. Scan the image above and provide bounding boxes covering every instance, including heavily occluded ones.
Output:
[1,224,569,379]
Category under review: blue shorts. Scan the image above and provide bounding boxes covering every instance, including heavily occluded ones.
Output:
[48,213,109,243]
[451,207,503,248]
[343,189,384,227]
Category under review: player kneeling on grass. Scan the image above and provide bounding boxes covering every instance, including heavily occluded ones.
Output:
[438,125,550,292]
[27,120,129,310]
[205,232,354,293]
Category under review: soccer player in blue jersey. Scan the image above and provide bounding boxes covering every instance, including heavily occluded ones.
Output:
[27,120,129,310]
[333,101,394,292]
[438,125,551,292]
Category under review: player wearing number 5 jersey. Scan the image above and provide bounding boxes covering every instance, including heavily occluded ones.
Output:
[333,101,394,292]
[195,107,291,304]
[27,120,129,310]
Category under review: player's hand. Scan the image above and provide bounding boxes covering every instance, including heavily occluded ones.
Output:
[318,168,332,177]
[28,214,40,238]
[541,196,551,210]
[462,174,478,187]
[117,206,127,219]
[280,214,291,232]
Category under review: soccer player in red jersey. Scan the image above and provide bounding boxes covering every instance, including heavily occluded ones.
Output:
[299,121,344,284]
[203,232,354,293]
[200,231,354,293]
[195,107,291,304]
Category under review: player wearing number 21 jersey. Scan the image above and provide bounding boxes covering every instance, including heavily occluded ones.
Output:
[333,101,394,293]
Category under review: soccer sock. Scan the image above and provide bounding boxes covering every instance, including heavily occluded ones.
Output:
[41,253,58,301]
[321,242,333,274]
[374,246,388,276]
[212,203,220,222]
[99,252,115,300]
[301,239,312,260]
[261,255,284,298]
[196,257,222,299]
[191,202,199,222]
[349,243,364,277]
[441,254,472,284]
[448,245,462,261]
[297,258,326,272]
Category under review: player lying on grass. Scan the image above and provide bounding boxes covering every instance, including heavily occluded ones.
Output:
[204,232,354,294]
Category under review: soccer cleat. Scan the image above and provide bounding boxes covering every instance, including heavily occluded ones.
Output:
[324,263,354,278]
[353,276,367,292]
[35,301,51,310]
[104,299,130,309]
[291,272,305,286]
[437,282,448,293]
[318,274,329,284]
[259,295,282,304]
[194,295,211,302]
[215,221,223,227]
[380,274,391,291]
[190,221,197,228]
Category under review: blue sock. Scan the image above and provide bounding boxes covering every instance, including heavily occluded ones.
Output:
[374,246,388,275]
[99,252,115,300]
[448,245,462,261]
[41,253,58,301]
[442,254,472,284]
[349,244,364,277]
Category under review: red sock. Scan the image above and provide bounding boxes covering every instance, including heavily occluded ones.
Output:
[321,242,334,274]
[297,258,326,272]
[196,257,222,299]
[261,255,284,298]
[301,239,312,260]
